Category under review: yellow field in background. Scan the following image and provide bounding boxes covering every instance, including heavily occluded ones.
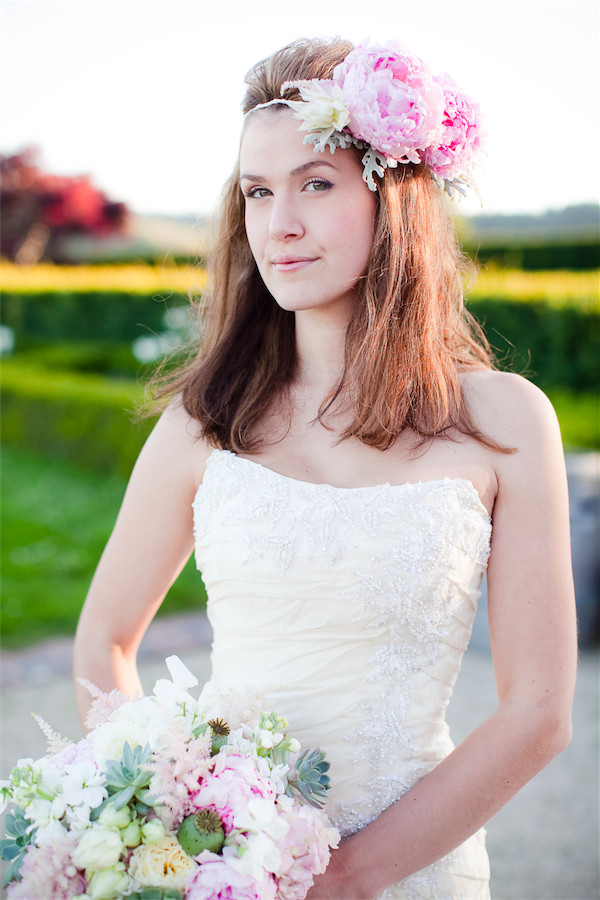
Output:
[0,262,207,295]
[467,267,599,307]
[0,261,597,307]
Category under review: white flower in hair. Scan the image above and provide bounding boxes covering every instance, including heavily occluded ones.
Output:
[282,80,351,151]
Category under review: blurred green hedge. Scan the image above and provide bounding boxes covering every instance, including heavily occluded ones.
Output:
[1,289,598,476]
[1,362,154,477]
[10,340,143,376]
[467,297,599,391]
[465,241,599,271]
[1,291,187,342]
[1,289,598,390]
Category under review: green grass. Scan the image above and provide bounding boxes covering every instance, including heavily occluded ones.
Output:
[0,447,206,648]
[547,391,599,451]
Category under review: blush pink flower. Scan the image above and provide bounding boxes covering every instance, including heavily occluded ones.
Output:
[79,679,130,730]
[50,734,96,771]
[146,722,212,829]
[423,73,484,180]
[186,850,277,900]
[6,833,86,900]
[275,801,339,900]
[192,753,274,831]
[331,42,444,163]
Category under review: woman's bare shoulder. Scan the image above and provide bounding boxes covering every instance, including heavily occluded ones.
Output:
[461,369,566,503]
[139,397,214,486]
[461,369,560,450]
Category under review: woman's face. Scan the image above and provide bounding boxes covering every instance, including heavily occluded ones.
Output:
[240,110,377,321]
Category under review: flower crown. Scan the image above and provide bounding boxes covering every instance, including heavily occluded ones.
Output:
[250,41,484,197]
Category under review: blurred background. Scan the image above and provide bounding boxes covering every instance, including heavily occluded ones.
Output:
[0,2,598,897]
[3,0,598,647]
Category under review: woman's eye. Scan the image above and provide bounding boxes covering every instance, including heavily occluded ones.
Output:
[304,178,333,192]
[245,186,271,199]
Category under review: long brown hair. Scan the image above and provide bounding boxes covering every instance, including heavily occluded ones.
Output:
[155,37,502,452]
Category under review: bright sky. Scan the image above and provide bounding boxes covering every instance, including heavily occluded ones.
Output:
[2,0,599,218]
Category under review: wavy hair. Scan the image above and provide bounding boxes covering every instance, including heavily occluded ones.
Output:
[155,37,502,452]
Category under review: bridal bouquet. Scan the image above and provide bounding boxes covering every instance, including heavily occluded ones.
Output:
[0,657,339,900]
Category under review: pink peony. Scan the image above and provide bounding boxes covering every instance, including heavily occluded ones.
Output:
[331,42,444,163]
[423,73,484,180]
[187,851,277,900]
[191,753,275,831]
[6,833,86,900]
[276,801,339,900]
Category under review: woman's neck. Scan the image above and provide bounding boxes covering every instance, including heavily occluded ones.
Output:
[293,308,348,393]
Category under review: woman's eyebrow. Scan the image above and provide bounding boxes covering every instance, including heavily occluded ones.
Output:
[239,160,338,182]
[289,160,337,177]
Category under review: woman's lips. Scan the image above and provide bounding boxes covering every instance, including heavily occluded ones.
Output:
[271,255,318,272]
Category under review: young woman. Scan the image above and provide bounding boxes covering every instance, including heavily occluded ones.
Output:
[74,37,577,899]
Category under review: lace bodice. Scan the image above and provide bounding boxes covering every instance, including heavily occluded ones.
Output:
[192,449,492,899]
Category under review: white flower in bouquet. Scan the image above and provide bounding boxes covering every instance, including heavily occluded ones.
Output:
[91,698,170,766]
[234,795,290,843]
[32,819,67,846]
[10,758,62,812]
[86,861,130,899]
[97,803,131,830]
[71,824,124,871]
[141,817,166,844]
[151,655,205,734]
[64,799,96,831]
[61,760,105,804]
[228,829,283,881]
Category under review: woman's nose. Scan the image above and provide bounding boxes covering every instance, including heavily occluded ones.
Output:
[268,195,304,242]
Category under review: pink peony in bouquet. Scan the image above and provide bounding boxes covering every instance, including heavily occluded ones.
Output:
[0,657,339,899]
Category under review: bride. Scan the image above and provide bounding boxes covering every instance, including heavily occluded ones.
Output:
[74,37,577,899]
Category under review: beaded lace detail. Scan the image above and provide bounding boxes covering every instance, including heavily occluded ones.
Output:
[194,450,432,574]
[194,450,489,568]
[193,450,492,900]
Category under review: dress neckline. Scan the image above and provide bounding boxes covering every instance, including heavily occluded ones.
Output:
[206,449,491,519]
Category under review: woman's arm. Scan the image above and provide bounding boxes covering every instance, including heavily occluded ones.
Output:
[308,373,578,899]
[73,401,211,725]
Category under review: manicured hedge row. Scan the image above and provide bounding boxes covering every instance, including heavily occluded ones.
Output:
[1,291,188,343]
[465,241,599,271]
[0,362,154,477]
[467,297,599,391]
[13,340,144,377]
[5,291,596,391]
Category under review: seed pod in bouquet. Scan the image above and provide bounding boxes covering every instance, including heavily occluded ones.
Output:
[177,808,225,855]
[207,717,230,755]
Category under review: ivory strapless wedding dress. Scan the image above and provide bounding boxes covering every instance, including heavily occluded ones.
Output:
[192,449,492,899]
